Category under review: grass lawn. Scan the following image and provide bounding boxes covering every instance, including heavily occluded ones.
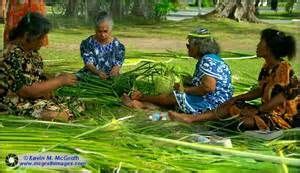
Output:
[0,16,300,172]
[258,11,300,20]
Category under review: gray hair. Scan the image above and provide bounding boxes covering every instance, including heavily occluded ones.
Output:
[189,37,220,56]
[94,11,113,30]
[187,28,220,56]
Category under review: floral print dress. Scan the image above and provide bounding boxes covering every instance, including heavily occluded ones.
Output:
[0,44,82,118]
[79,36,125,75]
[227,61,299,130]
[174,54,233,114]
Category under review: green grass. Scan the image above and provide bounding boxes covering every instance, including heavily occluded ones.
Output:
[0,16,300,172]
[258,11,300,20]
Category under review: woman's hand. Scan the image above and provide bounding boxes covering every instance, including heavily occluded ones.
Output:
[182,75,193,86]
[241,107,258,116]
[98,71,108,80]
[85,64,108,80]
[57,73,77,86]
[110,66,121,77]
[258,93,286,113]
[173,83,184,92]
[130,90,143,100]
[17,74,76,99]
[173,83,180,90]
[184,75,216,96]
[226,97,240,105]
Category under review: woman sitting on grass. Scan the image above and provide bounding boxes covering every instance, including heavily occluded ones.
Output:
[0,12,79,121]
[123,28,233,115]
[169,28,299,130]
[79,11,125,80]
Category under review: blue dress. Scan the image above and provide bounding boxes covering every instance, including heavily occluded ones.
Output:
[80,36,125,75]
[174,54,233,114]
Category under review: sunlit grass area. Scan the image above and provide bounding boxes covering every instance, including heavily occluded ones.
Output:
[0,15,299,172]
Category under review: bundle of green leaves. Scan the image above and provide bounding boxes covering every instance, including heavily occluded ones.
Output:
[55,62,181,105]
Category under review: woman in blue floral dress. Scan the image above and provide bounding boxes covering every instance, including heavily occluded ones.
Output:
[79,11,125,79]
[123,28,233,115]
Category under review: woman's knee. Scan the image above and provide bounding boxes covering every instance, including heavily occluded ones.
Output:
[212,103,236,119]
[40,110,70,122]
[240,116,256,129]
[160,93,176,105]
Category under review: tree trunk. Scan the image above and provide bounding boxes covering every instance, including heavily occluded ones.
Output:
[65,0,79,17]
[0,0,5,18]
[132,0,146,17]
[123,0,132,16]
[132,0,157,19]
[87,0,100,19]
[285,0,296,14]
[110,0,125,19]
[255,0,260,14]
[84,0,88,23]
[212,0,259,22]
[0,0,5,23]
[270,0,278,11]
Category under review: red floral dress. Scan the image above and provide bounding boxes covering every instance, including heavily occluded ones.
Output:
[3,0,47,46]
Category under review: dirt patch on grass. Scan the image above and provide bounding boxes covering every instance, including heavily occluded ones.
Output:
[47,42,80,51]
[121,37,186,51]
[47,36,258,54]
[48,37,187,52]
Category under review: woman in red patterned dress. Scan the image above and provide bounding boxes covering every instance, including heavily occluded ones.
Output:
[3,0,46,46]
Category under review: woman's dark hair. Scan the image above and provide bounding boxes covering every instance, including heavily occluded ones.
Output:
[261,28,296,60]
[9,12,52,41]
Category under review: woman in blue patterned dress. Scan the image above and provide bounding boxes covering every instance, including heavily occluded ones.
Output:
[79,11,125,79]
[170,28,299,129]
[122,28,233,115]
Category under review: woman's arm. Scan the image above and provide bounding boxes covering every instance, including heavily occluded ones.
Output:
[85,64,108,80]
[219,87,262,106]
[258,93,285,113]
[17,73,77,99]
[184,75,216,96]
[110,41,125,77]
[80,39,108,80]
[231,87,262,102]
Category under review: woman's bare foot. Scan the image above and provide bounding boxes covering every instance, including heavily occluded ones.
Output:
[168,111,194,123]
[122,93,147,109]
[40,110,71,122]
[142,102,159,110]
[121,93,134,107]
[130,90,143,100]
